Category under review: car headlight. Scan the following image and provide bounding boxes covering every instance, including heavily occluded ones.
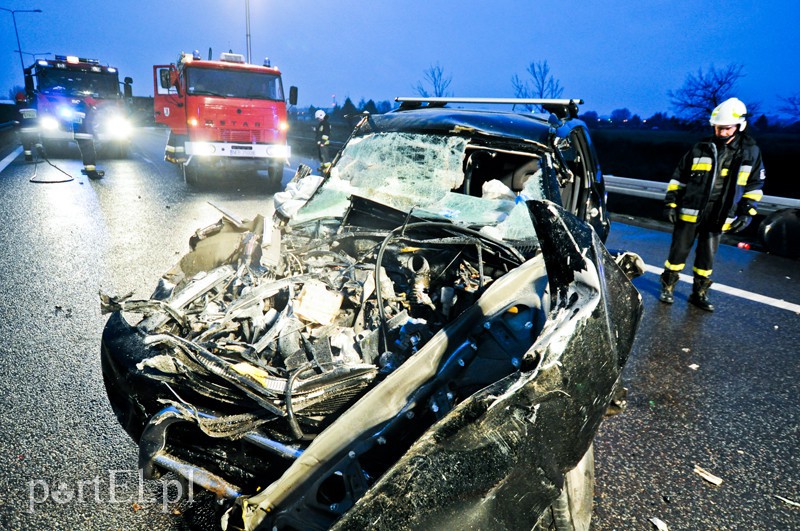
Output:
[57,106,75,121]
[40,115,60,131]
[103,115,132,140]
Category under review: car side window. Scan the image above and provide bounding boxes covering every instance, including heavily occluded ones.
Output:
[559,128,594,214]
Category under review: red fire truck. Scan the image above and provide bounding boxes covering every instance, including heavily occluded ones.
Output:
[23,54,133,157]
[154,51,297,187]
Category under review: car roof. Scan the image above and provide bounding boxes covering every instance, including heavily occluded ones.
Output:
[356,105,584,146]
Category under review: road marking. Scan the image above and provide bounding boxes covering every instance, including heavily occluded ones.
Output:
[0,146,22,172]
[643,263,800,313]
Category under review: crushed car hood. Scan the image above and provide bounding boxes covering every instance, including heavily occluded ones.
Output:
[100,197,642,531]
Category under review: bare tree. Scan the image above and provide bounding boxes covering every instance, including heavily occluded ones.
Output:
[668,64,745,123]
[511,60,564,111]
[414,63,452,98]
[778,94,800,121]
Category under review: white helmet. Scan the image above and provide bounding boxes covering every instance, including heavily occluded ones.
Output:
[315,109,326,120]
[709,97,747,131]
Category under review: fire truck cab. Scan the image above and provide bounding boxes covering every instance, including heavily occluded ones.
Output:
[23,54,133,158]
[154,51,297,188]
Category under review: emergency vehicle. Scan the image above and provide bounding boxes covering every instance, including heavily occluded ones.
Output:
[23,54,133,157]
[154,51,297,187]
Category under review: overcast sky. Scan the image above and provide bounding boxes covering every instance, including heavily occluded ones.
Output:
[2,0,798,118]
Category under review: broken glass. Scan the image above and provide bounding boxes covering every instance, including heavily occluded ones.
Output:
[293,133,467,223]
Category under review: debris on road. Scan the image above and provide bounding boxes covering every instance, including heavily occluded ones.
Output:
[649,516,670,530]
[774,494,800,508]
[693,464,723,486]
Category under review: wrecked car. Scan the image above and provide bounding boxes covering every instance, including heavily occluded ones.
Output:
[101,97,643,530]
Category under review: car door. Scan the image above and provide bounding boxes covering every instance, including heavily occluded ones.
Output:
[152,64,185,133]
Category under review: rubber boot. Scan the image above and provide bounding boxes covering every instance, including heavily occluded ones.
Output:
[81,166,105,180]
[688,276,714,312]
[659,270,680,304]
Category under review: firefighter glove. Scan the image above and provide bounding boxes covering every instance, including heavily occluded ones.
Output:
[663,206,677,224]
[736,201,757,217]
[729,215,752,234]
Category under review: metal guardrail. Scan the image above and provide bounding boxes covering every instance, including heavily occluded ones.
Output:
[604,175,800,216]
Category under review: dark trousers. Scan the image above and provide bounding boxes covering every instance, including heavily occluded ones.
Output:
[73,121,97,167]
[76,137,97,167]
[666,221,721,277]
[317,142,331,165]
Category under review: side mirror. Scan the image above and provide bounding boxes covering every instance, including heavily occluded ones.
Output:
[123,77,133,99]
[159,69,171,90]
[288,86,298,106]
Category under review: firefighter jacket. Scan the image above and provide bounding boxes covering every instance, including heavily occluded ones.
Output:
[315,117,331,146]
[664,133,765,231]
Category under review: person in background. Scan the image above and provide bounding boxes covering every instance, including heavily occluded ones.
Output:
[73,96,105,179]
[14,91,39,162]
[658,97,766,312]
[314,109,332,173]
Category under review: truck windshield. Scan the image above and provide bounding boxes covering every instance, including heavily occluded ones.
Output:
[186,67,284,100]
[35,68,120,98]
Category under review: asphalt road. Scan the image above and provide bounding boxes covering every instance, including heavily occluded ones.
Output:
[0,128,797,530]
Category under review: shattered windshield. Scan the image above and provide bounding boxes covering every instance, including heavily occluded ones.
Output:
[293,131,543,242]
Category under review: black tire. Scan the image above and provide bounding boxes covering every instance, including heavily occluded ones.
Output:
[114,143,129,159]
[183,163,201,185]
[180,487,227,530]
[41,140,68,158]
[534,444,594,531]
[99,142,128,159]
[267,162,284,191]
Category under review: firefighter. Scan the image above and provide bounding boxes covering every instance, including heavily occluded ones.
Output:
[314,109,332,172]
[73,96,105,179]
[659,97,766,312]
[14,91,39,162]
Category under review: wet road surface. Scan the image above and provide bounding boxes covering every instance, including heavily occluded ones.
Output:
[595,218,800,530]
[0,129,797,530]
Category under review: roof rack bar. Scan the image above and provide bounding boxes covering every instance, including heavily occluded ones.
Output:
[395,97,584,105]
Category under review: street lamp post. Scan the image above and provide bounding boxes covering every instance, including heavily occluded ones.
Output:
[0,8,43,76]
[245,0,252,64]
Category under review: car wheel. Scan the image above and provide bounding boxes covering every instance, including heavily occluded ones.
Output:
[533,444,594,531]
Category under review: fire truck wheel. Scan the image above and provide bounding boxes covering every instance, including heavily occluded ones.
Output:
[267,163,284,191]
[42,140,69,158]
[114,143,129,159]
[183,164,201,185]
